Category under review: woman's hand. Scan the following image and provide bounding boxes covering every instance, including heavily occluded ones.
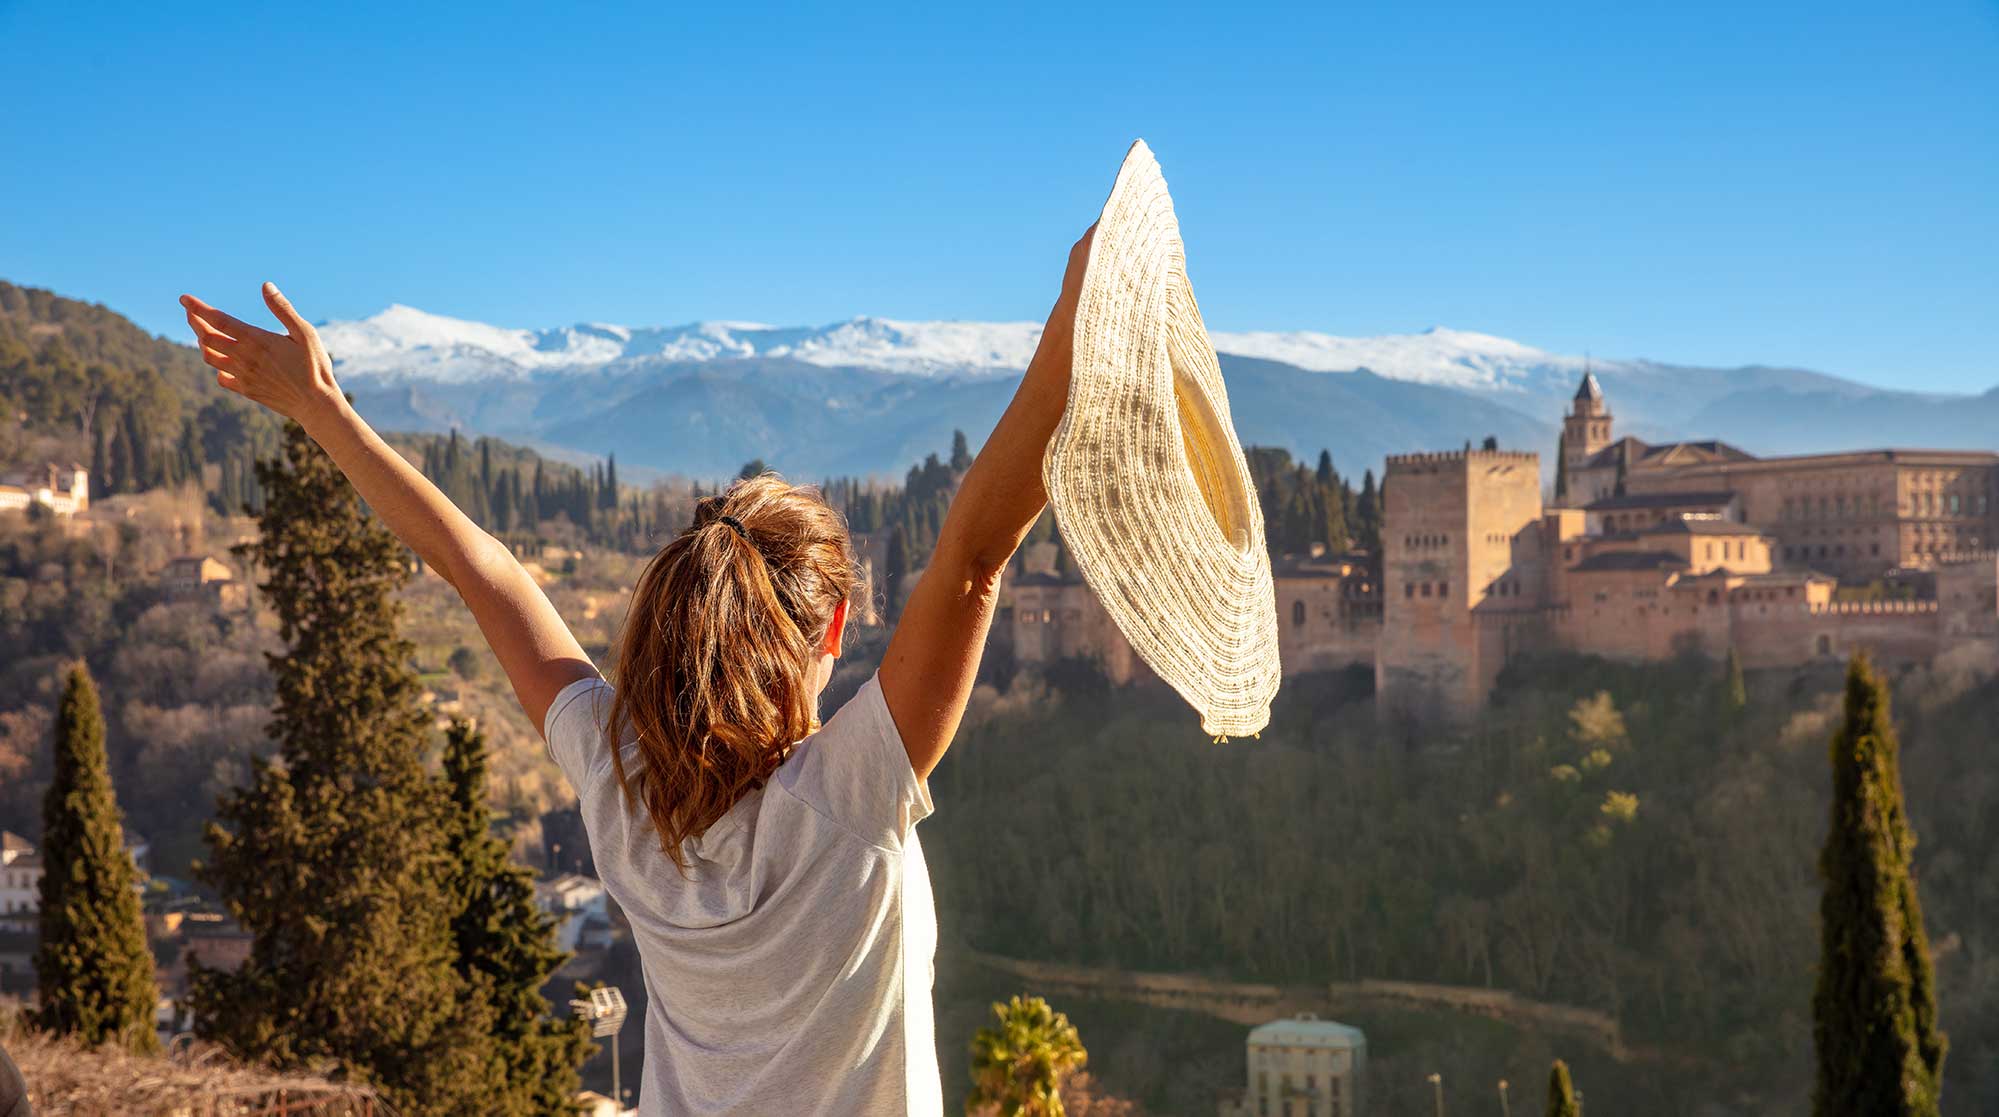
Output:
[180,283,342,423]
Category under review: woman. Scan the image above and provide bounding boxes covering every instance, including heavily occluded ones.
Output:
[178,226,1093,1116]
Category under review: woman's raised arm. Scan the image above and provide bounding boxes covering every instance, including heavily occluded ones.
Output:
[878,227,1093,778]
[180,284,598,731]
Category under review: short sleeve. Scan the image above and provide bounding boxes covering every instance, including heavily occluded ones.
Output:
[543,675,616,794]
[777,671,933,850]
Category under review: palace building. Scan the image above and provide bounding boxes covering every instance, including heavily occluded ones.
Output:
[995,372,1999,719]
[1375,374,1999,718]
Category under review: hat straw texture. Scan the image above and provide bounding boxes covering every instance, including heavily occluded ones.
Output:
[1043,140,1281,737]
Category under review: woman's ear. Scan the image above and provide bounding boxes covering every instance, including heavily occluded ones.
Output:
[823,597,849,659]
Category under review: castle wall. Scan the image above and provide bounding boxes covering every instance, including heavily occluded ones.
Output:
[1378,450,1544,719]
[1274,573,1380,674]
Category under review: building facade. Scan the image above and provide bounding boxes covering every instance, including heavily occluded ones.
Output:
[1219,1014,1366,1117]
[0,464,88,517]
[993,373,1999,720]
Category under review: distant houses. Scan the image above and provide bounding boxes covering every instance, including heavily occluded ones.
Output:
[158,553,246,610]
[1219,1013,1367,1117]
[535,872,611,953]
[0,463,88,517]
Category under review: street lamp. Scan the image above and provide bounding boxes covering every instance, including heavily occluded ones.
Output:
[572,985,630,1111]
[1426,1071,1444,1117]
[1498,1078,1511,1117]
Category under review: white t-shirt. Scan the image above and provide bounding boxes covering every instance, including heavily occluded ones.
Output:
[544,671,941,1116]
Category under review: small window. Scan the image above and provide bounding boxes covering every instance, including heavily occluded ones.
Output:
[1439,582,1449,598]
[1405,583,1415,598]
[1421,582,1432,598]
[1292,601,1306,627]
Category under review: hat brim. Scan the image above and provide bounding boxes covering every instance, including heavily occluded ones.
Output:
[1042,140,1281,737]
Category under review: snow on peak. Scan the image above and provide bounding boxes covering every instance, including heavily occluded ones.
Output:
[322,308,1046,382]
[319,303,1597,394]
[1209,326,1590,391]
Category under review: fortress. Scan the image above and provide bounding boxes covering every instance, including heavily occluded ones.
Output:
[995,374,1999,717]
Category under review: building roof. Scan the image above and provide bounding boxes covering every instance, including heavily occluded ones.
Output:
[1010,571,1081,587]
[1571,550,1689,573]
[1,831,32,856]
[1248,1014,1367,1049]
[1574,371,1604,403]
[1578,438,1757,472]
[1582,490,1736,512]
[1639,516,1762,537]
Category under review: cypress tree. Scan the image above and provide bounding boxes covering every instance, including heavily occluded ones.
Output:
[1722,646,1747,714]
[1554,431,1569,502]
[1545,1059,1579,1117]
[884,524,910,622]
[34,664,158,1051]
[191,421,500,1115]
[1355,469,1382,555]
[442,719,593,1116]
[1813,653,1946,1116]
[951,429,973,472]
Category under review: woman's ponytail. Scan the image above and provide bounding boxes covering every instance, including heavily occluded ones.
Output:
[608,474,861,869]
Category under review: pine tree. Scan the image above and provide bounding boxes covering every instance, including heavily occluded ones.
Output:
[1722,646,1747,714]
[966,995,1088,1117]
[1545,1059,1579,1117]
[1813,653,1946,1116]
[191,421,501,1116]
[603,452,619,509]
[442,719,593,1116]
[33,664,158,1051]
[884,524,910,622]
[951,429,973,472]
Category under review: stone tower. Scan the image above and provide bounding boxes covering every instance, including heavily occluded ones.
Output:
[1376,449,1547,720]
[1564,370,1612,476]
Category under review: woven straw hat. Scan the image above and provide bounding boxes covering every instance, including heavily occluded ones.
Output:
[1043,139,1280,737]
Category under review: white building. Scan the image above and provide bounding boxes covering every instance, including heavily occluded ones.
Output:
[534,872,609,952]
[0,464,88,516]
[1221,1013,1367,1117]
[0,828,150,931]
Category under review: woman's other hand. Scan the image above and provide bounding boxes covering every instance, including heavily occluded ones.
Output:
[180,283,342,423]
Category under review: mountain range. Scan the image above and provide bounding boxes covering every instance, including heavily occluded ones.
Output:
[320,305,1999,481]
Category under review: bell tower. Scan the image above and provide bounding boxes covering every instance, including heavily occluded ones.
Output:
[1564,368,1612,474]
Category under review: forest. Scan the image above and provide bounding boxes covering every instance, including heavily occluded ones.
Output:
[919,651,1996,1113]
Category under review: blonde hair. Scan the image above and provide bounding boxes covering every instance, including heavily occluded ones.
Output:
[608,474,861,869]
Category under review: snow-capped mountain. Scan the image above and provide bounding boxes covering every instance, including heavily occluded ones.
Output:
[319,303,1975,482]
[322,304,1648,403]
[1212,326,1592,394]
[320,306,1048,382]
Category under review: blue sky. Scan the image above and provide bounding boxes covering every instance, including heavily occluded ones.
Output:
[1,0,1994,391]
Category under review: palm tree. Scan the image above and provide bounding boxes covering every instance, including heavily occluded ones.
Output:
[966,994,1088,1117]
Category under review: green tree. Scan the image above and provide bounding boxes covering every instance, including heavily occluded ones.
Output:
[885,523,910,622]
[951,429,974,472]
[190,422,500,1116]
[441,719,593,1116]
[1813,653,1946,1116]
[1355,469,1382,554]
[1545,1059,1579,1117]
[448,644,483,681]
[1553,430,1569,502]
[33,664,157,1051]
[966,994,1088,1117]
[1722,646,1747,714]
